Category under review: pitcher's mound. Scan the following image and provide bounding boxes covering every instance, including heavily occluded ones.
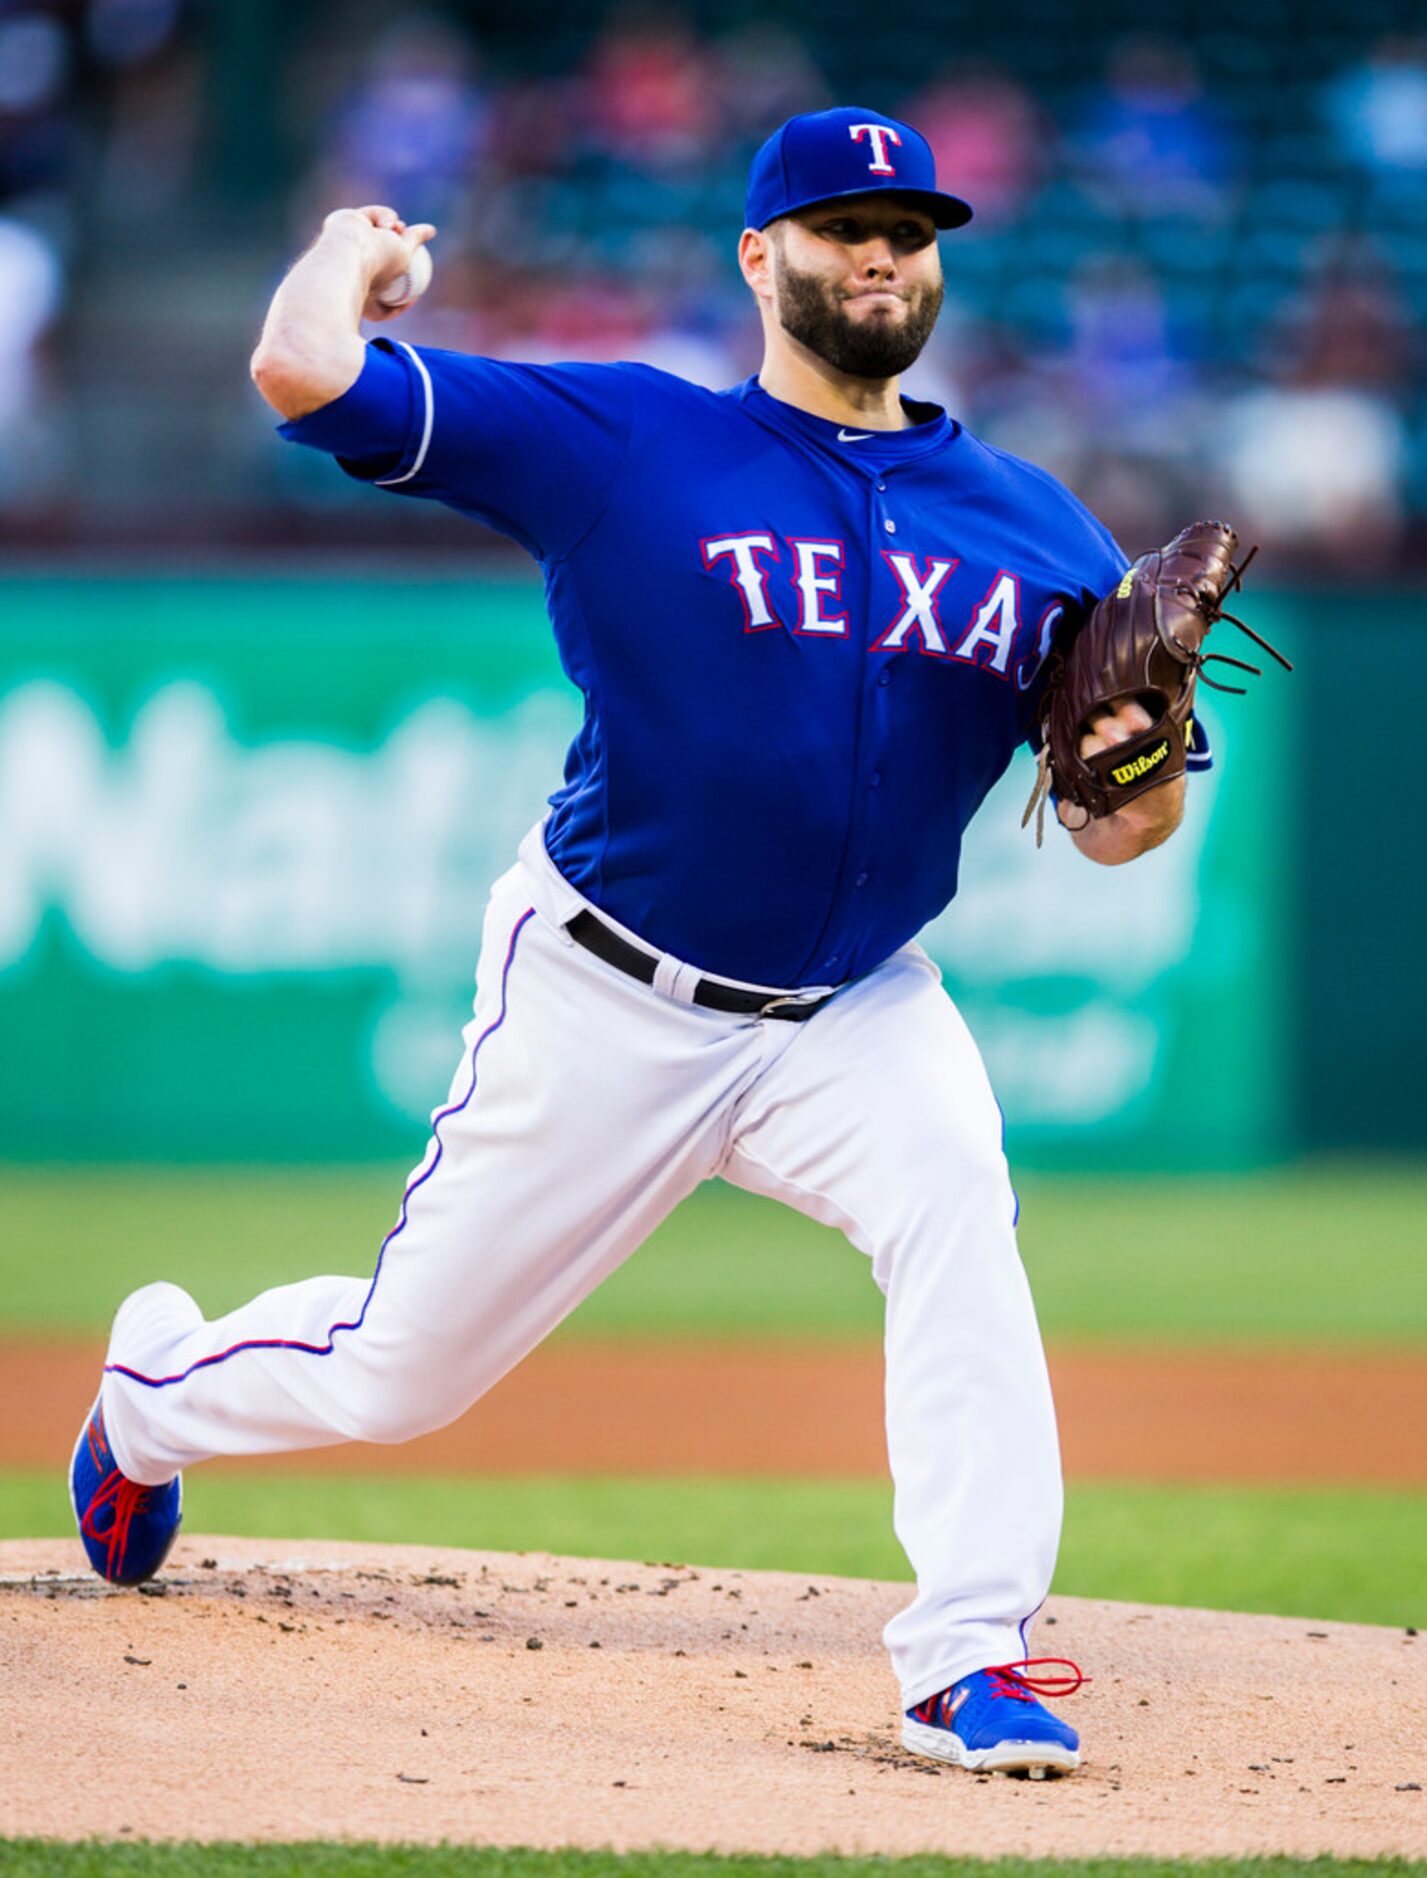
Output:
[3,1536,1423,1857]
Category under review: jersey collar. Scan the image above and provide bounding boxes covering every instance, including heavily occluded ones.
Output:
[735,375,957,463]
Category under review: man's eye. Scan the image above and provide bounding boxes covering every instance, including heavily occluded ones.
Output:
[818,219,932,245]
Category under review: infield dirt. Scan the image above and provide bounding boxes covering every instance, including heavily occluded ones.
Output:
[5,1338,1427,1483]
[3,1537,1424,1857]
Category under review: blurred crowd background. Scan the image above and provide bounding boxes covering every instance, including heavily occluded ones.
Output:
[2,0,1426,565]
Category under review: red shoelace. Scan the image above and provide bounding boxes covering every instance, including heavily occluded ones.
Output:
[983,1657,1091,1703]
[79,1468,154,1579]
[912,1656,1091,1725]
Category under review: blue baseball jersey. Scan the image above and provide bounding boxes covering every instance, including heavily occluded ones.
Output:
[281,340,1204,988]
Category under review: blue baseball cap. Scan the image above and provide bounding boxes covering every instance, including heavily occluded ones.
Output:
[746,106,973,233]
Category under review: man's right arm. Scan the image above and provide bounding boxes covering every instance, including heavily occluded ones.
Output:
[250,205,436,421]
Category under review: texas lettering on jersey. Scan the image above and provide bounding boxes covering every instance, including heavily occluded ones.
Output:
[700,529,1063,691]
[281,347,1129,984]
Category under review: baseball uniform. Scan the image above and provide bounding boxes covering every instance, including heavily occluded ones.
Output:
[84,106,1209,1746]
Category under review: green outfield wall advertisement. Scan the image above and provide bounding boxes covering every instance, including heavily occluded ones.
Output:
[0,575,1300,1169]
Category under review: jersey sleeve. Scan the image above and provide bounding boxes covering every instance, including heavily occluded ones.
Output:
[1185,710,1214,771]
[277,338,635,562]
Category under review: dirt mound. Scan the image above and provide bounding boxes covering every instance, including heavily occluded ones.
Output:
[2,1537,1423,1857]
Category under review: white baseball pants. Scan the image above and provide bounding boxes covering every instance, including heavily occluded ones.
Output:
[101,823,1063,1709]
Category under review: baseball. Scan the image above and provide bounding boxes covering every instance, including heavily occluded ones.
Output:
[376,242,433,310]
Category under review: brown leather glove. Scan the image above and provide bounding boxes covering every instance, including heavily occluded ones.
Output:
[1023,519,1288,844]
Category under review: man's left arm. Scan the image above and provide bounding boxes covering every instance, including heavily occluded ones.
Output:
[1060,698,1183,866]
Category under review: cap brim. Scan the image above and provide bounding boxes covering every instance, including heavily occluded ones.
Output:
[761,185,974,231]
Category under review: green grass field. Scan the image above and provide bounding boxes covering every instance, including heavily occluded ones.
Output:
[1,1852,1423,1877]
[3,1163,1425,1345]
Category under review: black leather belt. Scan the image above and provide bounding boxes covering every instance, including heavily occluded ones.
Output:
[566,910,835,1021]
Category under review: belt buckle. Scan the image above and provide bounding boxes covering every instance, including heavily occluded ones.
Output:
[757,992,818,1019]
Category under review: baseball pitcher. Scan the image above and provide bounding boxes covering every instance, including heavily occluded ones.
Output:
[72,106,1271,1778]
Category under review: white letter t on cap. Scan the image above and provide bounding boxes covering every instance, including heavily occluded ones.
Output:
[850,124,902,176]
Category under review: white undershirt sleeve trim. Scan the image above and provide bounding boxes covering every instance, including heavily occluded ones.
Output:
[375,341,435,486]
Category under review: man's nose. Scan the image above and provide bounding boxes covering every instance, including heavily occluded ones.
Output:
[856,239,897,278]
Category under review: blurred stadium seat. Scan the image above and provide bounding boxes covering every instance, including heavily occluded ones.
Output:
[0,0,1425,567]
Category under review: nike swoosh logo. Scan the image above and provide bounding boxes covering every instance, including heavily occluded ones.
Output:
[837,428,873,442]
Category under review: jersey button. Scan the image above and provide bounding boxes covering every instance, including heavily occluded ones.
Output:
[876,481,887,493]
[869,770,881,787]
[877,668,892,687]
[883,518,896,533]
[855,872,869,888]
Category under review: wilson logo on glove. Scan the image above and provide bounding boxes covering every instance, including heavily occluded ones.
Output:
[1110,739,1170,787]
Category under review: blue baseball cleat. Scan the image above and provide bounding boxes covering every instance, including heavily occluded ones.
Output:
[69,1398,182,1587]
[902,1657,1087,1777]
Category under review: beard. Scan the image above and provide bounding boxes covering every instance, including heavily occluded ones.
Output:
[772,251,944,380]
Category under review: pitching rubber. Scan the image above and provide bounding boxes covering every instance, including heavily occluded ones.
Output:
[900,1713,1081,1777]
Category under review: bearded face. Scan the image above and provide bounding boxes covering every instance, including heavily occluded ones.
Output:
[768,222,945,380]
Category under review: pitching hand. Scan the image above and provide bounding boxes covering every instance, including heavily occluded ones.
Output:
[323,206,436,324]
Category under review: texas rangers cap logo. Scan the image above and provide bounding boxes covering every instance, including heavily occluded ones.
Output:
[849,123,902,176]
[745,106,973,231]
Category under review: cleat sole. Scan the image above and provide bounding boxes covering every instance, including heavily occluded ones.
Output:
[902,1714,1080,1777]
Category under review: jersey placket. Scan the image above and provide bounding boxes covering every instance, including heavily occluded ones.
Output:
[815,459,902,983]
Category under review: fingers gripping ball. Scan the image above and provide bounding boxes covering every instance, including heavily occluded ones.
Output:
[1022,518,1291,844]
[376,242,433,310]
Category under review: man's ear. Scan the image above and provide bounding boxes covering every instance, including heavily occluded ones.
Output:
[739,225,776,305]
